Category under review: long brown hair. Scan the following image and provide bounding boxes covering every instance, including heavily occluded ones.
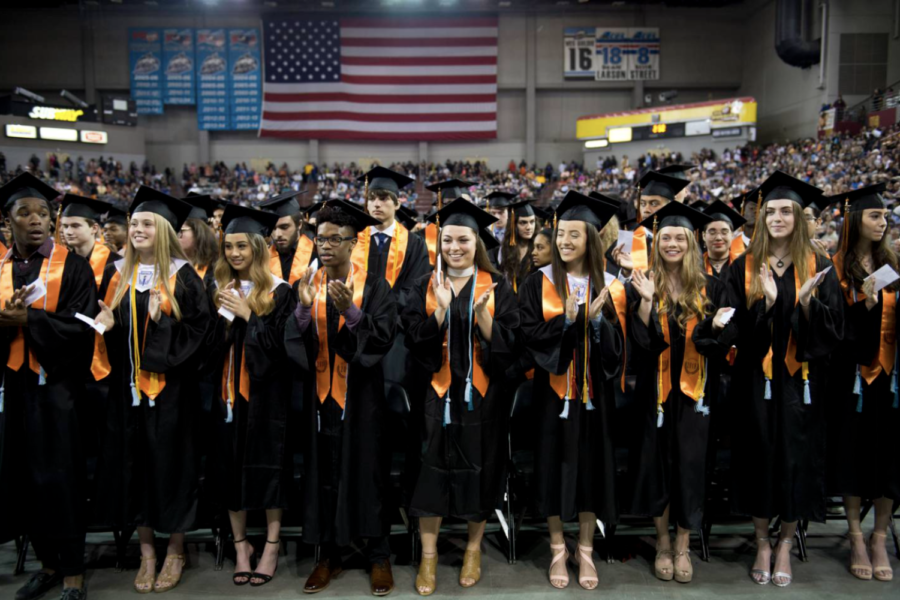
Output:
[550,220,608,308]
[650,227,712,330]
[746,200,814,308]
[184,217,218,270]
[500,217,534,286]
[841,208,900,293]
[213,232,276,317]
[436,229,498,276]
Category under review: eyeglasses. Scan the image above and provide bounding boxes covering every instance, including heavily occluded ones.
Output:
[314,235,356,246]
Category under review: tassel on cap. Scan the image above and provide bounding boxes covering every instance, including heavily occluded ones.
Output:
[764,377,772,400]
[559,399,570,419]
[465,377,474,412]
[443,394,452,426]
[131,383,141,407]
[510,211,517,247]
[803,379,811,405]
[0,386,4,414]
[650,215,658,269]
[38,366,46,386]
[226,401,233,423]
[53,204,62,244]
[695,396,710,416]
[656,405,664,428]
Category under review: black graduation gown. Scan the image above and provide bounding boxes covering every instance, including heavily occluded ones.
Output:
[284,272,397,546]
[403,271,519,521]
[93,263,211,533]
[626,275,735,530]
[826,286,900,501]
[519,270,623,524]
[277,230,317,283]
[723,254,843,523]
[207,282,296,512]
[0,249,96,544]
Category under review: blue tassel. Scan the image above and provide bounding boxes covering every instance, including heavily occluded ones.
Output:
[317,410,321,432]
[149,397,155,408]
[764,378,772,400]
[695,396,710,416]
[130,384,141,407]
[38,366,46,386]
[465,378,474,412]
[853,371,862,395]
[803,379,811,405]
[443,395,451,427]
[856,392,863,414]
[559,399,570,419]
[586,396,596,411]
[894,388,899,409]
[657,407,664,428]
[225,402,233,423]
[0,387,4,414]
[341,407,345,421]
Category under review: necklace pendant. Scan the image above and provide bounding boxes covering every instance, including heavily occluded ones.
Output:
[776,259,784,268]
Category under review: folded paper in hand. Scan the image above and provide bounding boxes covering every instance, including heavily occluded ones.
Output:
[865,264,900,294]
[218,289,241,322]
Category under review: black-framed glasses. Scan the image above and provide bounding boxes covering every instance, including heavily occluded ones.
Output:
[314,235,356,246]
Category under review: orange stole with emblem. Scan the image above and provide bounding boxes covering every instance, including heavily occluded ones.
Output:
[657,291,708,411]
[269,235,314,285]
[351,225,409,288]
[424,270,495,399]
[313,266,367,409]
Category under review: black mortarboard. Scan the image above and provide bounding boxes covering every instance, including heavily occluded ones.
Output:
[532,205,552,223]
[130,186,193,230]
[689,199,710,211]
[184,194,222,221]
[319,198,381,232]
[639,201,712,232]
[427,198,499,249]
[60,194,113,221]
[484,191,517,209]
[426,179,475,203]
[510,200,536,218]
[823,182,887,212]
[257,189,305,218]
[103,205,127,225]
[221,204,280,237]
[557,191,618,230]
[702,199,747,230]
[658,164,697,181]
[0,172,60,210]
[731,186,758,213]
[638,171,690,201]
[759,171,821,207]
[359,166,414,196]
[396,205,420,230]
[304,200,325,219]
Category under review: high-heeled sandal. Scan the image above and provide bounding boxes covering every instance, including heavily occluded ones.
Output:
[869,531,893,582]
[153,554,185,593]
[571,543,598,590]
[750,537,771,585]
[548,542,569,589]
[459,548,481,588]
[133,555,157,594]
[416,552,438,596]
[847,531,872,580]
[250,539,280,587]
[772,538,793,587]
[232,538,253,586]
[673,549,693,583]
[654,545,674,582]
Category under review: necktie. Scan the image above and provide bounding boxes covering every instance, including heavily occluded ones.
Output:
[374,232,390,249]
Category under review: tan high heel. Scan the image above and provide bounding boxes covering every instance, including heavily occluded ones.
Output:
[548,542,569,589]
[416,552,438,596]
[870,532,893,582]
[153,554,185,593]
[133,555,157,594]
[459,549,481,588]
[673,549,693,583]
[772,539,793,587]
[847,531,872,580]
[750,537,771,585]
[654,545,674,581]
[570,543,598,590]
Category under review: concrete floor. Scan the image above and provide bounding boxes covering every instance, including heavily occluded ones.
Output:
[1,517,897,599]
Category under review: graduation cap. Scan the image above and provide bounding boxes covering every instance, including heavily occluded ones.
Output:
[657,164,697,181]
[130,186,193,230]
[556,191,618,231]
[427,197,499,250]
[184,194,222,221]
[639,200,712,233]
[60,194,114,222]
[257,189,305,218]
[396,205,420,230]
[359,166,414,197]
[304,200,325,220]
[824,182,887,212]
[730,186,758,214]
[758,171,821,207]
[689,199,710,211]
[509,200,537,218]
[103,204,127,225]
[638,171,690,202]
[532,205,552,223]
[221,204,280,238]
[0,172,60,211]
[319,198,381,232]
[426,179,476,204]
[702,199,747,230]
[484,190,517,210]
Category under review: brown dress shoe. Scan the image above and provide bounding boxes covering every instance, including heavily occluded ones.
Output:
[370,559,394,596]
[303,559,343,594]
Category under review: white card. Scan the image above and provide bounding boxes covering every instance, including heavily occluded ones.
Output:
[718,307,736,325]
[217,289,241,322]
[75,312,107,334]
[617,230,634,255]
[865,264,900,293]
[23,278,47,305]
[308,258,319,276]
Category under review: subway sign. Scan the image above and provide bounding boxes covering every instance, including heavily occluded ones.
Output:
[27,106,86,122]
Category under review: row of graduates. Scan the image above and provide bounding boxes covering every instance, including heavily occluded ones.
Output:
[0,164,896,600]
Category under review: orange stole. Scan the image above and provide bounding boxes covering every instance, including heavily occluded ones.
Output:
[632,226,649,271]
[88,243,111,289]
[194,264,208,281]
[657,292,708,415]
[314,266,367,409]
[730,234,745,262]
[351,225,409,288]
[424,223,438,266]
[269,236,314,285]
[1,244,68,374]
[424,270,495,400]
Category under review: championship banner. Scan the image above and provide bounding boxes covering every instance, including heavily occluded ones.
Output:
[227,29,262,131]
[162,29,196,105]
[627,28,660,80]
[196,28,230,130]
[128,28,163,115]
[594,28,629,81]
[563,27,596,79]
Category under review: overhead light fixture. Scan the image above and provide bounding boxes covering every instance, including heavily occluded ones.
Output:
[61,89,89,109]
[14,87,45,104]
[608,127,633,143]
[584,139,609,149]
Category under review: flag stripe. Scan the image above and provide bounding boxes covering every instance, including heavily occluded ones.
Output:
[340,46,497,57]
[260,130,497,141]
[264,101,497,113]
[340,27,498,38]
[265,82,497,95]
[341,74,496,85]
[339,17,498,28]
[262,111,497,123]
[261,120,497,132]
[341,55,497,66]
[264,93,497,104]
[341,65,497,76]
[341,37,497,48]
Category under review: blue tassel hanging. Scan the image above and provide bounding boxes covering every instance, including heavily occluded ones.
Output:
[586,396,596,411]
[317,410,321,432]
[464,377,474,412]
[695,396,710,416]
[341,407,346,421]
[853,371,862,395]
[0,387,4,414]
[38,366,46,386]
[803,379,811,405]
[443,395,452,427]
[856,392,864,413]
[149,397,155,408]
[559,399,570,419]
[225,402,233,423]
[131,384,141,407]
[657,407,664,428]
[894,388,899,410]
[764,378,772,400]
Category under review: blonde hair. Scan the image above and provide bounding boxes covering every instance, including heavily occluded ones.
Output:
[110,212,186,320]
[650,227,711,330]
[600,215,620,253]
[212,232,276,317]
[746,200,814,308]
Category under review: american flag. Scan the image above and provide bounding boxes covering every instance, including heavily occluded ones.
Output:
[260,16,498,141]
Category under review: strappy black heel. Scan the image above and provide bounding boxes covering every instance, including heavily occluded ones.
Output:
[250,539,280,587]
[232,537,253,586]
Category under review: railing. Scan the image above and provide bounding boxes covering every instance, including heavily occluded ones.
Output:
[841,79,900,123]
